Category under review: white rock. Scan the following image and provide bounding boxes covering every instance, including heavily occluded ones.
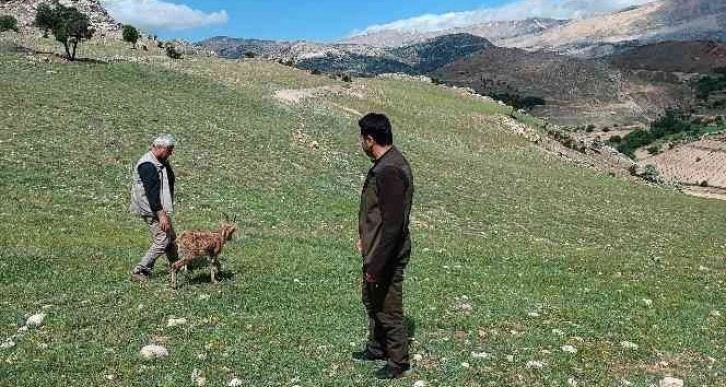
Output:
[228,378,244,387]
[620,378,633,386]
[191,368,205,386]
[105,374,115,380]
[413,381,427,387]
[527,312,540,317]
[506,355,514,362]
[166,317,187,327]
[37,343,48,350]
[711,310,722,317]
[1,340,15,350]
[461,362,470,368]
[198,294,210,300]
[620,341,639,350]
[471,351,489,359]
[642,298,653,306]
[659,377,683,387]
[26,313,46,328]
[526,360,545,369]
[562,345,578,354]
[17,326,28,333]
[552,329,565,336]
[413,353,423,361]
[568,377,577,387]
[140,345,169,359]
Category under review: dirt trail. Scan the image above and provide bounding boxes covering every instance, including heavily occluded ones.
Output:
[274,85,364,117]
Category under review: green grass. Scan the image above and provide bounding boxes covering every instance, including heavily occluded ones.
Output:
[0,41,724,386]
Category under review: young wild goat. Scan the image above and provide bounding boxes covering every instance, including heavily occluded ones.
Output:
[171,221,238,289]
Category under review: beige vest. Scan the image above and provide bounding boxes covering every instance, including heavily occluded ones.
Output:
[129,151,174,216]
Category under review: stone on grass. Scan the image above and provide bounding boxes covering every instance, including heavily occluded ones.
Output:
[191,368,206,386]
[471,351,489,359]
[140,344,169,359]
[228,377,244,387]
[413,381,427,387]
[166,317,187,327]
[620,341,639,350]
[659,377,683,387]
[26,313,46,328]
[561,345,577,354]
[526,360,545,369]
[1,340,15,350]
[412,353,423,361]
[568,377,577,387]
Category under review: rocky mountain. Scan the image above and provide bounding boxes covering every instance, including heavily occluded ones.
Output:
[607,41,726,73]
[200,33,496,76]
[502,0,726,57]
[0,0,120,34]
[340,18,567,47]
[196,36,389,62]
[339,0,725,58]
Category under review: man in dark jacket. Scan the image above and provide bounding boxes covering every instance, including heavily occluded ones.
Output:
[129,135,178,282]
[353,113,414,379]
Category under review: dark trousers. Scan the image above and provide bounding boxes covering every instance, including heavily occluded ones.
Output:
[362,267,409,368]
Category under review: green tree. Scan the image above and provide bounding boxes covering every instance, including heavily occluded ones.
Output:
[34,1,94,61]
[0,15,19,32]
[121,24,140,48]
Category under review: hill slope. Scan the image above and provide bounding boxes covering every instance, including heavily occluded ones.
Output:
[0,36,724,387]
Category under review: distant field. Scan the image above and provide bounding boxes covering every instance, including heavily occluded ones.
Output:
[0,39,724,386]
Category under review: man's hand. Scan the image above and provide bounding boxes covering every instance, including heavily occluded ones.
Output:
[355,239,363,254]
[157,210,171,232]
[364,272,377,283]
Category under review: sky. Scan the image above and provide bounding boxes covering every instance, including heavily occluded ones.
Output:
[100,0,655,43]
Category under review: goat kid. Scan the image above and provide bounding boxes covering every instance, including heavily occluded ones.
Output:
[171,223,238,289]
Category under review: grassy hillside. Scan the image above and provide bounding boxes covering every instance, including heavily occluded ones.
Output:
[0,38,724,386]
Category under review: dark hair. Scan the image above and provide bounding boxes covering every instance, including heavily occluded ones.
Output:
[359,113,393,146]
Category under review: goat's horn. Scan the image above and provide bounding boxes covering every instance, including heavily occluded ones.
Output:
[233,214,237,223]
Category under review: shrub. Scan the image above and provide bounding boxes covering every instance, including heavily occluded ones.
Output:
[642,164,660,183]
[0,15,19,32]
[121,24,140,48]
[700,180,709,187]
[310,68,321,75]
[647,145,661,155]
[243,51,256,58]
[165,44,182,59]
[341,74,352,83]
[34,2,94,60]
[609,135,622,143]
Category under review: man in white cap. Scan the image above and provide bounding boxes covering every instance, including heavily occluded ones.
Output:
[129,134,178,282]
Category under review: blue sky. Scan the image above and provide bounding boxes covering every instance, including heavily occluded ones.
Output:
[101,0,653,43]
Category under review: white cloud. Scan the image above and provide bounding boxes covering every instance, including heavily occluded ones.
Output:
[102,0,228,30]
[353,0,654,35]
